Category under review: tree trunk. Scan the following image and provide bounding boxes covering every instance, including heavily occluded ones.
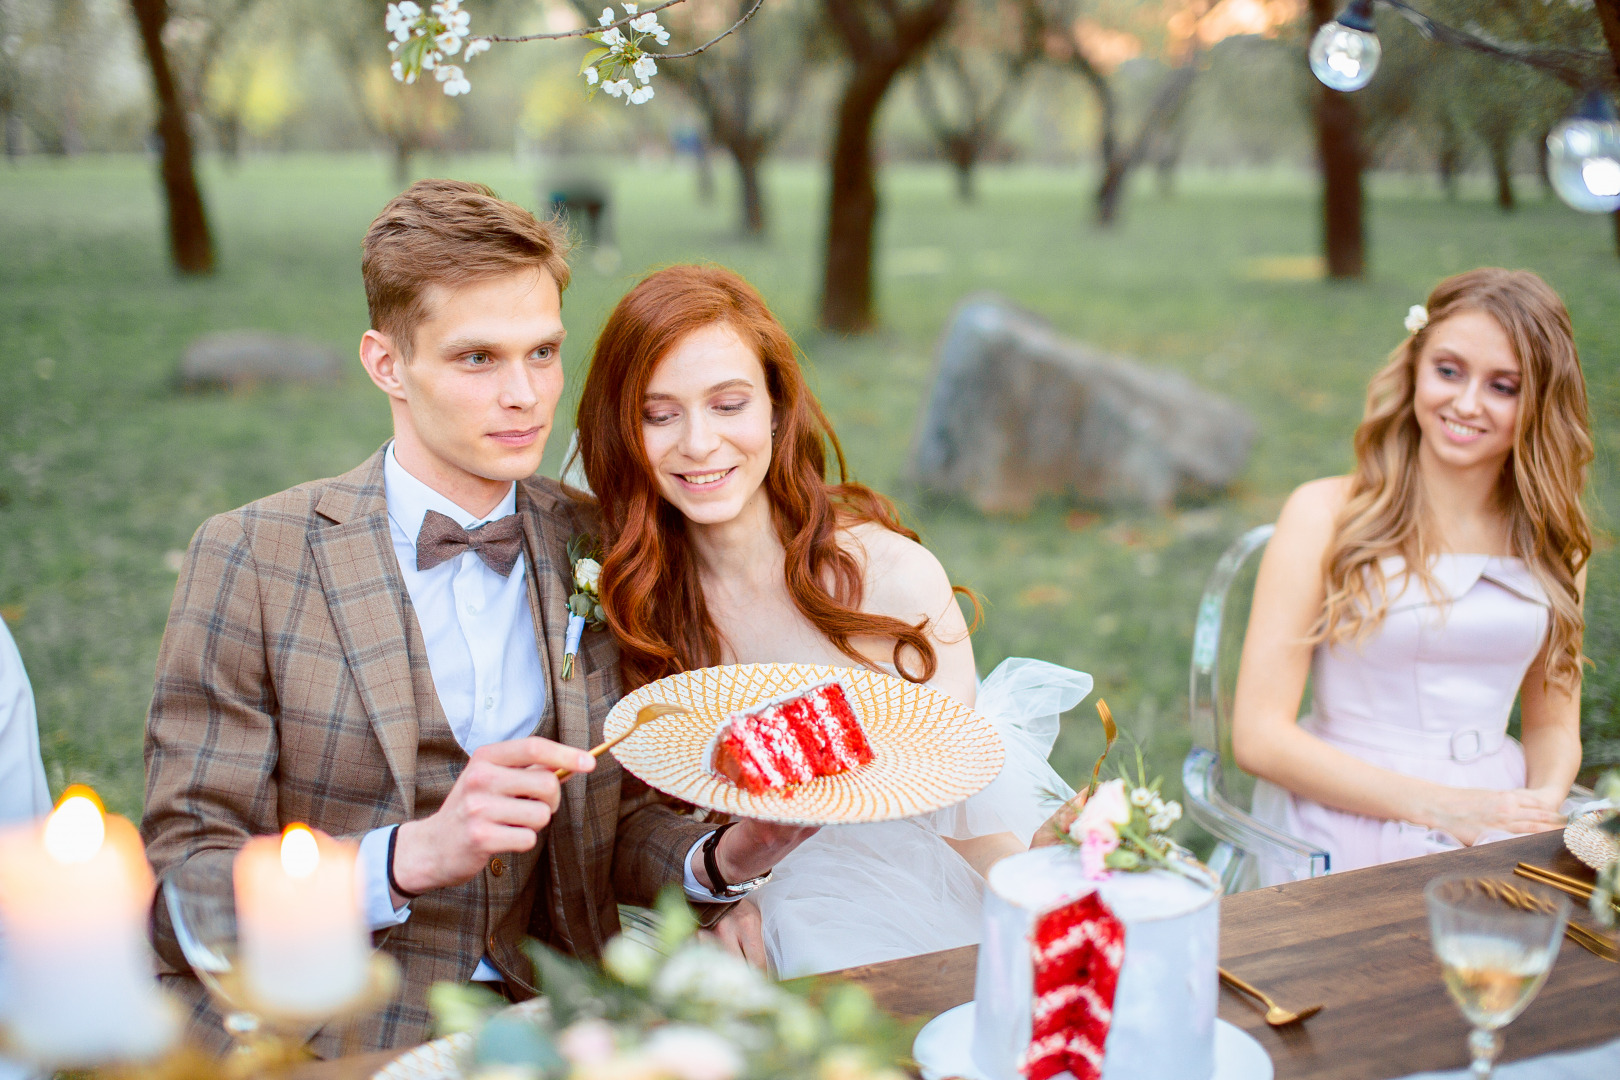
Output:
[821,70,889,333]
[735,147,765,238]
[1593,0,1620,257]
[216,113,242,168]
[393,135,414,187]
[1312,0,1364,279]
[1490,139,1515,212]
[3,113,22,161]
[952,142,976,202]
[128,0,214,275]
[696,135,716,204]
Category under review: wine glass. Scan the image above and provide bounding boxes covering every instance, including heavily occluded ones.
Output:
[1425,875,1569,1080]
[162,871,264,1046]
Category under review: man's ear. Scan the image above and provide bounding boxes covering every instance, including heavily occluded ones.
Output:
[359,329,408,401]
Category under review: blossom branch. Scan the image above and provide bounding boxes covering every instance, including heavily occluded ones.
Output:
[650,0,767,60]
[475,0,688,44]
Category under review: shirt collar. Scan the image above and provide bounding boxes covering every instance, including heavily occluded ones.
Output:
[384,442,518,553]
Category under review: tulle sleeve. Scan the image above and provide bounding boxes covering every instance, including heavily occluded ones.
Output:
[917,657,1092,845]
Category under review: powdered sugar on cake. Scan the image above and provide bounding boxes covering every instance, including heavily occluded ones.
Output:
[712,677,874,795]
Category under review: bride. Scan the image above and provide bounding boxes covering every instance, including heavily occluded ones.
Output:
[573,264,1090,976]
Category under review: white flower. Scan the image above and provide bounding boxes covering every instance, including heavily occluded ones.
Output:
[1149,813,1171,833]
[559,1019,617,1065]
[629,12,668,43]
[643,1026,743,1080]
[652,943,779,1013]
[386,1,422,39]
[584,65,600,85]
[436,63,470,95]
[436,31,463,55]
[1404,304,1429,334]
[421,49,438,70]
[628,85,654,104]
[1162,799,1182,824]
[632,55,657,84]
[1149,795,1165,817]
[391,59,406,80]
[600,26,626,48]
[463,37,490,59]
[622,2,639,12]
[603,78,632,98]
[1072,777,1131,844]
[574,557,603,592]
[599,6,615,25]
[1129,787,1152,808]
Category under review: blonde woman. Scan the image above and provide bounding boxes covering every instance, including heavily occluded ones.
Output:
[1234,268,1591,879]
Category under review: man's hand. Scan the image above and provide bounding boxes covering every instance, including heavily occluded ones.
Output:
[694,819,820,892]
[1031,789,1089,849]
[391,737,595,902]
[703,899,768,969]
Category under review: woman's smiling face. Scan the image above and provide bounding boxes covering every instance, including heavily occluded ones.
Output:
[641,321,775,526]
[1412,308,1522,474]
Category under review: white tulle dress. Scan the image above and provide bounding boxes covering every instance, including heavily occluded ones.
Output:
[750,658,1093,978]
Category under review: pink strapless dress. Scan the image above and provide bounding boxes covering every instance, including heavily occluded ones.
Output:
[1253,554,1550,883]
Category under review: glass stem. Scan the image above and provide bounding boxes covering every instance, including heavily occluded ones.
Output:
[1469,1027,1501,1080]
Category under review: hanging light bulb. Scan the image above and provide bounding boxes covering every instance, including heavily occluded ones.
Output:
[1309,0,1381,93]
[1547,91,1620,214]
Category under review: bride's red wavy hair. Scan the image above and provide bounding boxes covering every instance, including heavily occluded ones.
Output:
[576,264,941,691]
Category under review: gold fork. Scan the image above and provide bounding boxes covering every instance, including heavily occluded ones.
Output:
[1218,968,1324,1026]
[1479,880,1618,962]
[554,703,690,782]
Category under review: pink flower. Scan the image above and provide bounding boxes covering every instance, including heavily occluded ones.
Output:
[1070,778,1131,845]
[1080,829,1119,879]
[559,1019,617,1065]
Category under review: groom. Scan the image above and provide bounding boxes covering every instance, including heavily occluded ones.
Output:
[142,179,807,1056]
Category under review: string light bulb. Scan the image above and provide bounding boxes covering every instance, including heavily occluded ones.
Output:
[1546,91,1620,214]
[1309,0,1381,93]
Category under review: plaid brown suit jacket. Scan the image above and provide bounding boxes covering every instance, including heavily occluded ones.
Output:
[142,448,712,1055]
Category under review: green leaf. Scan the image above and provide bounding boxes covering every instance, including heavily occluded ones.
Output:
[579,46,611,74]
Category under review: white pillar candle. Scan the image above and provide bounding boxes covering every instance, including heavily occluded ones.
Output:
[233,825,370,1018]
[0,787,178,1066]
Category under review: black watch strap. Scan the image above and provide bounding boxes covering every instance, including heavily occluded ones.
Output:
[701,822,737,895]
[387,824,421,901]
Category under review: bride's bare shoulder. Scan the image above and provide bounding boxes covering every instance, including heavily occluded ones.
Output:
[839,521,954,618]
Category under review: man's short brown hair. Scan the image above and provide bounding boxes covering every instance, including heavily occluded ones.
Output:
[361,179,572,356]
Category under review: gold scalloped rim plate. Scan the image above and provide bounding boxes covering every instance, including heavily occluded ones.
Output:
[1564,808,1620,872]
[604,663,1006,826]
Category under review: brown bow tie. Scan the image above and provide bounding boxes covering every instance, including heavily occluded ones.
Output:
[415,509,525,576]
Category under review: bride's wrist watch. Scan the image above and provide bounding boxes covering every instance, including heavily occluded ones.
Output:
[702,822,773,899]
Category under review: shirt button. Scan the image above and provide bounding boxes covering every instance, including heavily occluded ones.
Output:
[489,857,505,877]
[466,603,478,615]
[484,696,494,709]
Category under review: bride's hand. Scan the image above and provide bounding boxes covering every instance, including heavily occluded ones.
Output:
[1030,790,1088,849]
[1429,786,1565,846]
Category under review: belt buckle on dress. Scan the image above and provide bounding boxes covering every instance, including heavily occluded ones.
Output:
[1450,729,1484,763]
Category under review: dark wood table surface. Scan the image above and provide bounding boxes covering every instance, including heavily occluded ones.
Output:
[296,830,1619,1080]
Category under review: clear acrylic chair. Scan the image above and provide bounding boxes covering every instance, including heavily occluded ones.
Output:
[1182,525,1593,895]
[1182,525,1330,894]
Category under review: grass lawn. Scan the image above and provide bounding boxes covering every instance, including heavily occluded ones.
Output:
[2,153,1617,825]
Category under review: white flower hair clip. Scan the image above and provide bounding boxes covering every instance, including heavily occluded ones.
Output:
[1404,305,1429,334]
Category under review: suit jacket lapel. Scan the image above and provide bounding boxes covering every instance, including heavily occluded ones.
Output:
[308,450,423,814]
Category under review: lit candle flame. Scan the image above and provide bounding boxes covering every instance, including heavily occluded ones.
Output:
[280,824,320,879]
[43,785,106,864]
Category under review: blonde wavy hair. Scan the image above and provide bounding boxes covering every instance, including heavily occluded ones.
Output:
[1316,268,1592,692]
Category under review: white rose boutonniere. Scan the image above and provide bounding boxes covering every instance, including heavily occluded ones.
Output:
[564,536,606,680]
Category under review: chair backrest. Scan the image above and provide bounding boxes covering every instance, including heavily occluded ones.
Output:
[1183,524,1330,889]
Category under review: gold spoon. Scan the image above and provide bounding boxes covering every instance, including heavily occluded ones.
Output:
[554,703,690,782]
[1219,967,1324,1026]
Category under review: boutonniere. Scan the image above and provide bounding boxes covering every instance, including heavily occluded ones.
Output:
[563,535,606,680]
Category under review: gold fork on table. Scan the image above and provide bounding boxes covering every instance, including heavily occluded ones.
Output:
[1479,879,1618,962]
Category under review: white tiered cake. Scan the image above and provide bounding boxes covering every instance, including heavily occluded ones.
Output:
[971,845,1219,1080]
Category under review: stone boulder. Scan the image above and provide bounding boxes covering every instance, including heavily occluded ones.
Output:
[908,295,1255,512]
[179,331,346,388]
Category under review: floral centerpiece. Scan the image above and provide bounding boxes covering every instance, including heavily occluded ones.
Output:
[428,891,912,1080]
[1588,769,1620,926]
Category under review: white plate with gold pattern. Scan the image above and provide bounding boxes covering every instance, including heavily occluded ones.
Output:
[373,1000,547,1080]
[604,663,1005,826]
[1565,807,1620,872]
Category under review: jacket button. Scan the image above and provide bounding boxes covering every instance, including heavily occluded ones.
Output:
[490,857,506,877]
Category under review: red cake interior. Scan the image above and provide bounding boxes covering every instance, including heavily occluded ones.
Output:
[1019,891,1126,1080]
[713,679,873,795]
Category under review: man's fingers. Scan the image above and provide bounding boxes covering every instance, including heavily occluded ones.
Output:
[479,764,564,809]
[476,736,595,774]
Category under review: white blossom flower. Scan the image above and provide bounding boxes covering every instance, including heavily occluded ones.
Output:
[463,37,490,59]
[1162,799,1182,823]
[436,63,470,95]
[603,78,632,98]
[421,49,438,70]
[600,26,626,49]
[386,1,422,40]
[629,12,668,44]
[652,943,779,1012]
[584,65,600,85]
[1404,304,1429,334]
[623,2,639,12]
[1129,787,1152,808]
[599,6,615,25]
[436,31,463,55]
[391,59,411,82]
[1148,812,1172,833]
[628,85,654,104]
[1149,795,1165,817]
[643,1026,743,1080]
[603,935,659,986]
[632,55,657,84]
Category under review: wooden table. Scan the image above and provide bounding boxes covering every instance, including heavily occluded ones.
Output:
[299,831,1619,1080]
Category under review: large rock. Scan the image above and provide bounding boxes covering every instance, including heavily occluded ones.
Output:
[908,295,1255,512]
[179,331,346,388]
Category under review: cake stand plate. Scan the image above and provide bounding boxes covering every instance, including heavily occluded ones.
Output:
[912,1001,1273,1080]
[603,662,1005,826]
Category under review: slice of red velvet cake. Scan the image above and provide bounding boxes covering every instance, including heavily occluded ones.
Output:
[1019,892,1126,1080]
[712,678,874,795]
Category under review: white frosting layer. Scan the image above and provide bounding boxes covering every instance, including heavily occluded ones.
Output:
[971,846,1218,1080]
